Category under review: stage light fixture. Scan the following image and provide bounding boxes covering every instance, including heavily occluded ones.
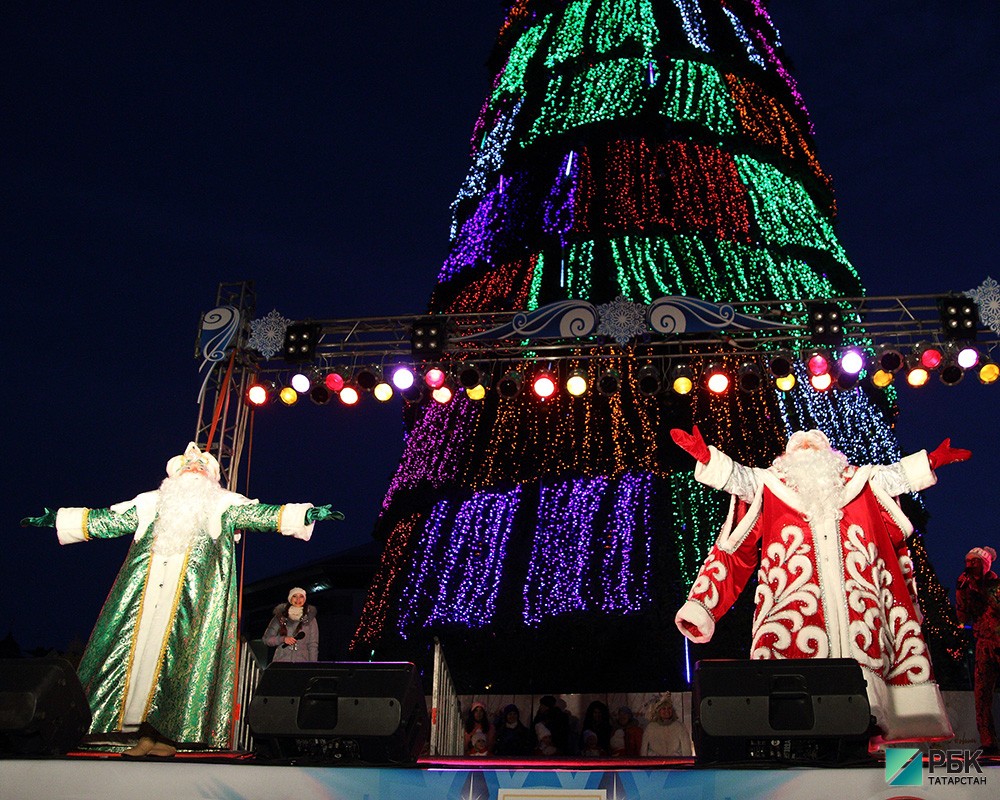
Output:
[704,363,729,394]
[324,370,347,392]
[356,367,380,392]
[339,385,360,406]
[804,349,831,377]
[978,361,999,385]
[913,341,943,370]
[737,360,762,393]
[905,358,930,388]
[531,370,556,399]
[410,316,449,358]
[423,366,446,389]
[767,351,794,379]
[401,383,426,404]
[598,368,621,396]
[956,345,980,370]
[431,384,453,404]
[246,379,276,407]
[875,343,904,373]
[458,364,483,389]
[565,370,589,397]
[671,365,694,395]
[871,369,894,389]
[636,364,662,396]
[465,383,486,401]
[373,381,394,402]
[290,371,313,394]
[809,372,833,391]
[309,383,332,405]
[282,322,322,363]
[774,372,796,392]
[497,370,522,398]
[806,301,844,345]
[279,386,299,406]
[838,348,865,375]
[939,357,965,387]
[835,367,860,390]
[938,295,979,341]
[391,366,415,391]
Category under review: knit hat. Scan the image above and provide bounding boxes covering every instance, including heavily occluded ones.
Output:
[535,723,551,739]
[288,587,307,602]
[967,547,997,572]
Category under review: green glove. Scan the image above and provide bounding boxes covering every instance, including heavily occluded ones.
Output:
[305,505,345,523]
[21,508,57,528]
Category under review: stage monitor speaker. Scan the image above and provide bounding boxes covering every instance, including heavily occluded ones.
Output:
[247,661,428,764]
[0,657,92,756]
[692,658,873,765]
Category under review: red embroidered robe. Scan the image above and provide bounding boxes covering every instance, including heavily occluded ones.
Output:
[676,448,952,742]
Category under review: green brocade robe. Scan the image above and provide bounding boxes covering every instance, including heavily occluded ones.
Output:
[57,492,315,749]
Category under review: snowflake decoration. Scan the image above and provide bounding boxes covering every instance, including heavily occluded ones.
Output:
[597,296,648,344]
[967,277,1000,335]
[248,309,290,359]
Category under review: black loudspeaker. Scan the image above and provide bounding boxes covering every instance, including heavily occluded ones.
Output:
[692,658,873,765]
[0,658,92,756]
[247,661,428,764]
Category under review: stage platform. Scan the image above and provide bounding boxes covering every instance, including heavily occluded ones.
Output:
[1,752,996,800]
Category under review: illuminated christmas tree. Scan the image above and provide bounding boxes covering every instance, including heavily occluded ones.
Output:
[351,0,963,690]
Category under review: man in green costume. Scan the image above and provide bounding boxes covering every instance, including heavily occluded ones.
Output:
[22,441,343,757]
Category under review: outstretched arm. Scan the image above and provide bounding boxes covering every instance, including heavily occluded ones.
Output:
[306,505,345,523]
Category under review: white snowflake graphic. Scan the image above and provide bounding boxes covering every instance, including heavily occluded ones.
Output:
[248,309,290,359]
[967,277,1000,335]
[597,295,648,344]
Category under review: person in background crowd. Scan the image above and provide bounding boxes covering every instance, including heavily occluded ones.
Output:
[956,546,1000,755]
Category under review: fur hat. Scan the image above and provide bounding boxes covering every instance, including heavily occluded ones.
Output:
[967,547,997,572]
[166,442,220,482]
[786,430,831,453]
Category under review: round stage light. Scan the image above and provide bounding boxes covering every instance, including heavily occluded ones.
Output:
[339,385,360,405]
[424,367,446,389]
[806,350,830,377]
[324,371,346,392]
[704,364,729,394]
[905,365,930,388]
[914,342,943,370]
[290,372,312,394]
[774,373,796,392]
[839,349,864,375]
[637,364,662,396]
[871,369,894,388]
[978,362,999,384]
[432,385,453,404]
[956,346,980,369]
[279,386,299,406]
[809,372,833,391]
[598,368,621,396]
[247,381,274,406]
[391,366,415,391]
[565,370,589,397]
[532,371,556,399]
[373,381,394,402]
[671,365,694,395]
[465,383,486,401]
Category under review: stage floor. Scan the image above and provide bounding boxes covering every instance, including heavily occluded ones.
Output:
[1,752,996,800]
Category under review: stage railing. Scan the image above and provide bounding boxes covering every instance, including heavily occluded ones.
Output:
[232,637,267,752]
[430,637,463,756]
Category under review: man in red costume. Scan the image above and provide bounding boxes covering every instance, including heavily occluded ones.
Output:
[671,426,969,743]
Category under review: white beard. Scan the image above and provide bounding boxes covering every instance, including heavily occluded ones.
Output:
[152,472,225,556]
[772,446,849,523]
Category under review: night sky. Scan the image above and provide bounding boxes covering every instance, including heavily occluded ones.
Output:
[4,2,998,655]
